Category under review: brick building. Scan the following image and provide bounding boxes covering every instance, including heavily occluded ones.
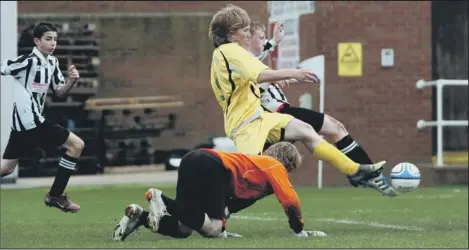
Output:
[18,1,435,186]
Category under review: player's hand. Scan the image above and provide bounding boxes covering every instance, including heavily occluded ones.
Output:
[295,230,327,237]
[273,21,285,44]
[295,230,309,237]
[293,69,319,83]
[219,231,243,238]
[300,73,320,84]
[68,65,79,83]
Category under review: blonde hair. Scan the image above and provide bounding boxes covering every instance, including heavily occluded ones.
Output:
[263,142,303,172]
[250,21,265,35]
[208,4,251,47]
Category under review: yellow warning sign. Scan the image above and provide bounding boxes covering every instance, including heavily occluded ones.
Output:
[338,43,362,77]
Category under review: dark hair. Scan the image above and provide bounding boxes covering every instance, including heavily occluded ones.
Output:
[32,22,58,39]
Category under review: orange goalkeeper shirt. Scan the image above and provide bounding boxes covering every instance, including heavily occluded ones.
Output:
[204,149,304,232]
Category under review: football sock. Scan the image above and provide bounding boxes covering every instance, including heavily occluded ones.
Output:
[139,211,150,227]
[157,215,191,238]
[161,194,205,231]
[335,135,373,164]
[313,140,359,176]
[49,154,77,197]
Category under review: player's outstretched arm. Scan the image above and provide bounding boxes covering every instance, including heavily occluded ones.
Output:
[1,56,30,77]
[275,74,320,88]
[265,167,327,237]
[263,165,305,234]
[258,68,317,84]
[228,43,316,85]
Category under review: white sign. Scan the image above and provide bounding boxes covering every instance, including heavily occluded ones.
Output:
[268,1,316,22]
[268,1,315,70]
[276,18,300,69]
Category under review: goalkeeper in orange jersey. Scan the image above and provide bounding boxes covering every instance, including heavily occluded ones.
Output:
[113,142,327,240]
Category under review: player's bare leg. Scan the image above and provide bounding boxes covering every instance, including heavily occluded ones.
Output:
[319,114,385,187]
[0,159,18,177]
[284,118,397,197]
[44,132,84,212]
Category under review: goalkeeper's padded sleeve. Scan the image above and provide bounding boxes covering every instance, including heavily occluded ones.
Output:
[286,206,304,234]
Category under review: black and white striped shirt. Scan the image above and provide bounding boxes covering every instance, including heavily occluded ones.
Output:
[258,82,289,112]
[253,40,289,112]
[1,47,65,131]
[257,39,276,62]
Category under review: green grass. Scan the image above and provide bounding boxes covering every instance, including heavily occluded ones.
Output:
[1,185,467,248]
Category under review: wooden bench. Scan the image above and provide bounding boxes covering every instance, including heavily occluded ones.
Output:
[84,96,184,111]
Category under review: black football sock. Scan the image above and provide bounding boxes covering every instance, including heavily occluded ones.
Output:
[156,215,192,238]
[139,211,150,227]
[49,154,77,197]
[161,194,205,231]
[335,135,373,164]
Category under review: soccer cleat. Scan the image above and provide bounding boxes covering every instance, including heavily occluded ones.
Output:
[44,193,80,213]
[348,161,398,197]
[113,204,144,241]
[367,175,398,197]
[144,188,170,233]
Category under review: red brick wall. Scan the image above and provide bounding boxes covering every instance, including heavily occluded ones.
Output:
[18,1,432,186]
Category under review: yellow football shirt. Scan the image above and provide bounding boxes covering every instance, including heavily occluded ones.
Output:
[210,43,270,136]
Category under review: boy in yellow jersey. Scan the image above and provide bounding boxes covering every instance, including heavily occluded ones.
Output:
[208,4,397,197]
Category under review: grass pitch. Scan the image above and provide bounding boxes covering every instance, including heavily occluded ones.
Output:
[1,184,467,248]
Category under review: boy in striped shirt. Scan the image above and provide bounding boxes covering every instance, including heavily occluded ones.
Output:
[1,22,83,213]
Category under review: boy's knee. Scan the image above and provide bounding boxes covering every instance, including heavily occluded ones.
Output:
[323,115,348,138]
[199,220,223,238]
[1,160,18,172]
[200,227,222,238]
[69,137,85,153]
[299,122,320,141]
[3,166,15,175]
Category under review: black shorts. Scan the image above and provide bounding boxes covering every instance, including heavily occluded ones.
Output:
[263,105,325,151]
[2,120,70,160]
[175,149,230,220]
[279,105,325,132]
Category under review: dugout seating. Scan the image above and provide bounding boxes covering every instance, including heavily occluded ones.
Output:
[84,96,184,167]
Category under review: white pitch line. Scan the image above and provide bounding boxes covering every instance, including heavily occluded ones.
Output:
[231,215,425,231]
[316,218,425,231]
[350,193,466,200]
[231,215,279,221]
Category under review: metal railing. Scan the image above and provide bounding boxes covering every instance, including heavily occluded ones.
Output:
[416,79,468,167]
